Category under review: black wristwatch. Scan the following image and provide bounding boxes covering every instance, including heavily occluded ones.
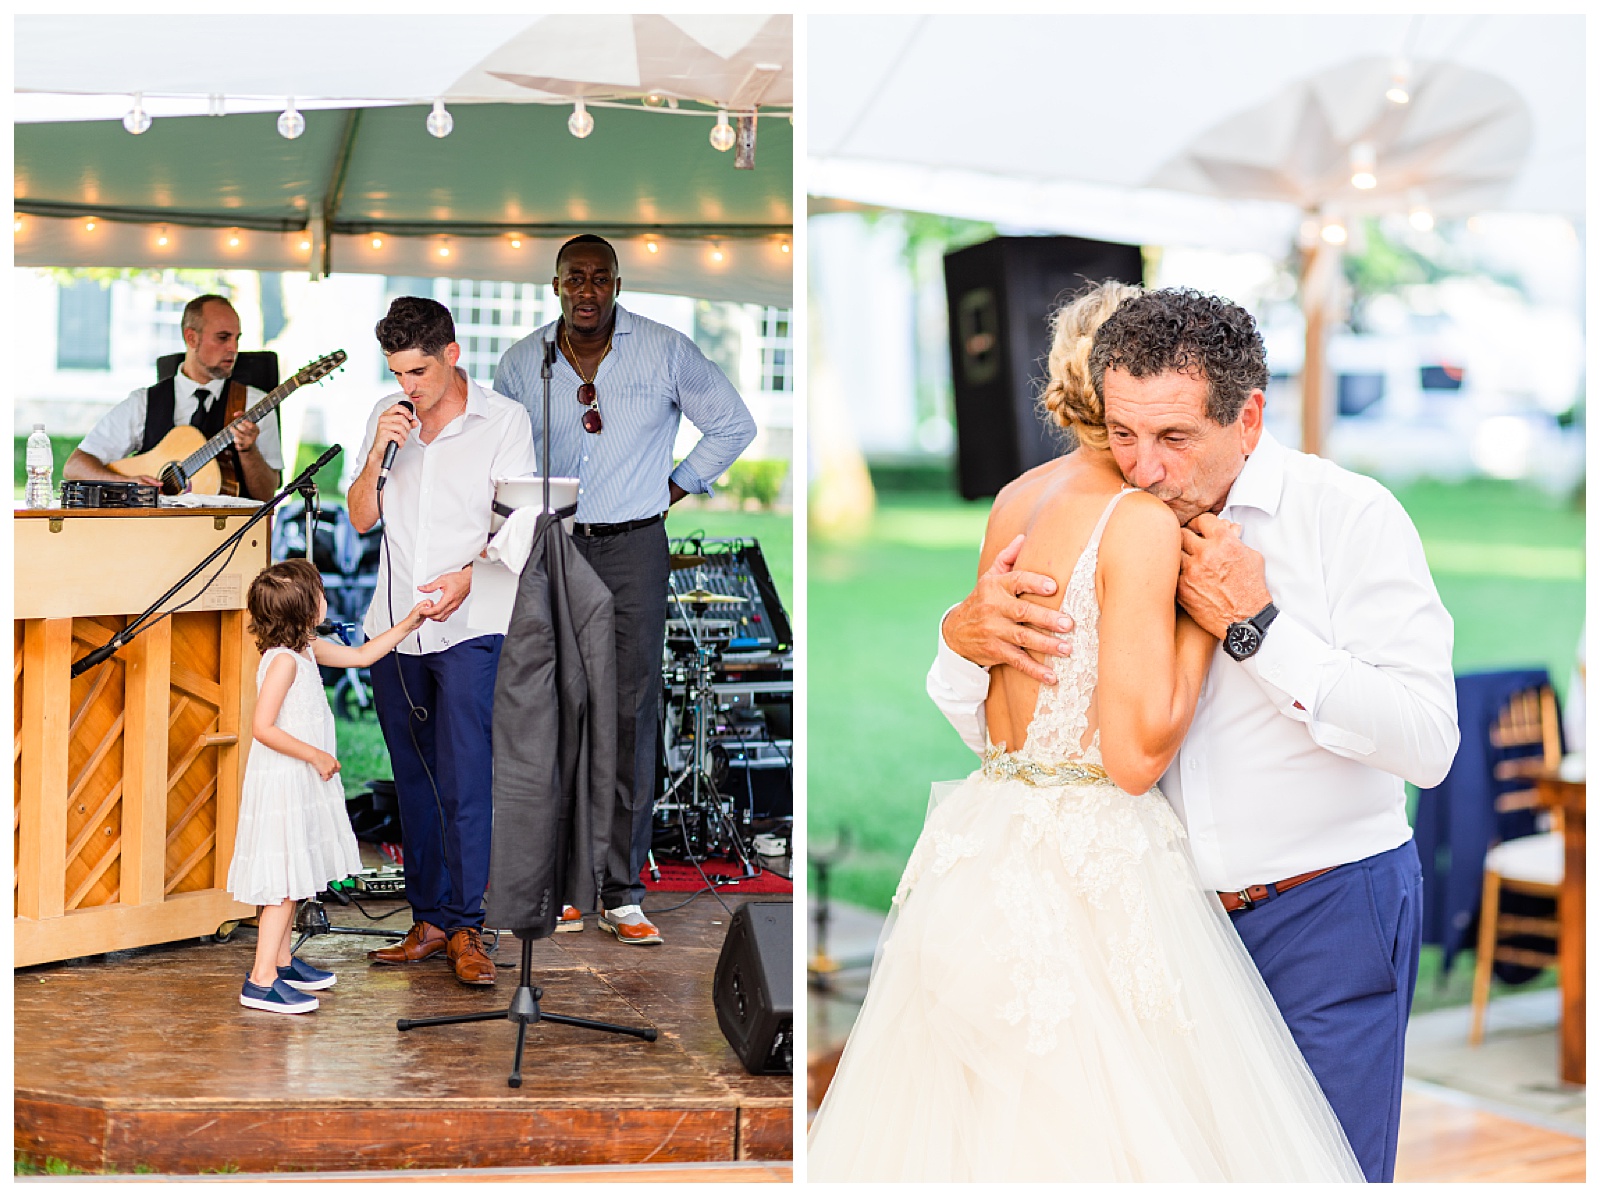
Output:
[1223,602,1279,662]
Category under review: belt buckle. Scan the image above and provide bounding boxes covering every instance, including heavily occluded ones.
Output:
[1234,889,1256,912]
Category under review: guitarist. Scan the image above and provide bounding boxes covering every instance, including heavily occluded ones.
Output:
[64,294,283,500]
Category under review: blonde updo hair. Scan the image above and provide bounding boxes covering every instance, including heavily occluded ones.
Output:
[1038,279,1143,451]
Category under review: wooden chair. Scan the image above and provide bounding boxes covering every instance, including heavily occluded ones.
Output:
[1468,684,1563,1045]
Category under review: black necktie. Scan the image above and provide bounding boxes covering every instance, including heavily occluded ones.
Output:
[190,387,214,431]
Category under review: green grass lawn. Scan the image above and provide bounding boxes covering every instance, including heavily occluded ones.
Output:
[807,477,1582,1010]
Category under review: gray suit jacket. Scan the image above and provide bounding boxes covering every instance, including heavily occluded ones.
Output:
[486,516,618,939]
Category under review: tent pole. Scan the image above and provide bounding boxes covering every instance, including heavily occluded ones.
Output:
[1298,241,1339,459]
[318,109,364,279]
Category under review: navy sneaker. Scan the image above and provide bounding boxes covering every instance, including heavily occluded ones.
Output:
[277,957,336,991]
[240,975,318,1014]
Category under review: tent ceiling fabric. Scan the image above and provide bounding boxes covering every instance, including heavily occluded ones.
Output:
[14,14,792,109]
[12,15,792,305]
[808,14,1581,251]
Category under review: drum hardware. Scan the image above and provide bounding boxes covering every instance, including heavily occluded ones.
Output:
[669,552,708,571]
[669,589,749,606]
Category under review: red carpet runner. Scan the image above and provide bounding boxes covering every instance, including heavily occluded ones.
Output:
[641,857,792,895]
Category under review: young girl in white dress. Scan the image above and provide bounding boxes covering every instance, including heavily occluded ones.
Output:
[228,557,426,1015]
[807,283,1363,1181]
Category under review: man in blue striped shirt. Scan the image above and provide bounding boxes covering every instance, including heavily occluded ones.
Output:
[495,235,757,946]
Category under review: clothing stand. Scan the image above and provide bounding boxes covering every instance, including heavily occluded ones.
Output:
[395,334,658,1089]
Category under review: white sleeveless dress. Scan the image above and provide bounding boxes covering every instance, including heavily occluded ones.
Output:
[226,646,363,906]
[807,490,1363,1182]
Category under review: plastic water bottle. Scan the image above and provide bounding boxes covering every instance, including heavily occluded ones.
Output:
[25,423,54,509]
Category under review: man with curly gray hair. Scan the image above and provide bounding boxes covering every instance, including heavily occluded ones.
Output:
[928,286,1458,1182]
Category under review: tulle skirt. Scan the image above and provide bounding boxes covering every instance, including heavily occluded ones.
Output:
[807,770,1363,1182]
[226,747,362,907]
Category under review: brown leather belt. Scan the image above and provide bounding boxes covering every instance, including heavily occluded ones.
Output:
[1218,867,1336,914]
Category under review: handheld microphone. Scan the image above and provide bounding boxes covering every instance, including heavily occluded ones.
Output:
[376,399,415,493]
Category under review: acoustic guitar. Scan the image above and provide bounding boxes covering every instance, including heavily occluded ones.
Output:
[111,350,347,496]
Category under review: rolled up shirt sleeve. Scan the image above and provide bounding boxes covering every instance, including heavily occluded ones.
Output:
[75,388,148,463]
[927,608,992,756]
[1242,491,1459,787]
[668,339,757,496]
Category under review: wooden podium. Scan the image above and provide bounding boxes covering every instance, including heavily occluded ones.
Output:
[14,508,269,967]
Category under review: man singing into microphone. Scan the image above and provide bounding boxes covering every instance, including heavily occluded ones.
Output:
[495,235,756,947]
[350,296,535,986]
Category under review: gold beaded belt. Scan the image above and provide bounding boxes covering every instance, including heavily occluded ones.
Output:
[982,744,1112,787]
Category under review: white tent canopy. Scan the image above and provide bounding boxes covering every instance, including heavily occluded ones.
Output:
[809,14,1582,253]
[14,15,794,305]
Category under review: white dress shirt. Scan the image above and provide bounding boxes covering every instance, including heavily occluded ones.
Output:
[356,371,536,655]
[76,372,284,470]
[927,430,1460,891]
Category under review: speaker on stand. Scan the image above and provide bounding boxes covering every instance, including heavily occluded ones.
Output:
[943,235,1145,500]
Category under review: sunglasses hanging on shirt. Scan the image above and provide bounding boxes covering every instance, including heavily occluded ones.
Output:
[562,323,612,435]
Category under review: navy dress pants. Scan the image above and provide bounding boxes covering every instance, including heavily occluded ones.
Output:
[370,635,502,933]
[1229,838,1425,1183]
[572,521,670,910]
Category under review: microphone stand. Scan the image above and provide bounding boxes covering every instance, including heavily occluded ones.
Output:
[396,333,657,1090]
[71,445,344,678]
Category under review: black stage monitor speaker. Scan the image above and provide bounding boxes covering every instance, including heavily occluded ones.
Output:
[713,900,793,1075]
[943,236,1144,500]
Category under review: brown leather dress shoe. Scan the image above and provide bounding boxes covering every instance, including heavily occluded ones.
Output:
[447,927,497,986]
[599,908,663,946]
[368,920,447,964]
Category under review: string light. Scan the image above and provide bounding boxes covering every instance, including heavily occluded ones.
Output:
[1408,190,1434,232]
[426,99,453,138]
[780,238,791,254]
[277,98,305,140]
[14,215,23,234]
[371,235,384,250]
[710,110,735,152]
[156,227,170,247]
[298,236,312,251]
[1349,142,1377,190]
[122,92,152,135]
[84,218,97,232]
[1320,219,1348,246]
[645,237,660,254]
[438,243,451,258]
[227,231,241,248]
[509,235,522,250]
[1386,59,1411,105]
[568,100,594,139]
[709,244,726,263]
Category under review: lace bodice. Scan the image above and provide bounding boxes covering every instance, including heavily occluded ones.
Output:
[255,646,335,756]
[1017,488,1136,765]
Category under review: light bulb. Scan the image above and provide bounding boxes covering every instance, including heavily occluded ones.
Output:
[1321,221,1348,246]
[646,238,660,254]
[780,239,791,254]
[643,93,665,108]
[438,244,451,258]
[84,218,97,232]
[278,99,305,140]
[510,237,522,249]
[710,245,725,263]
[1349,141,1377,190]
[228,232,241,248]
[568,100,594,139]
[123,93,152,135]
[157,229,169,247]
[299,238,311,251]
[371,236,383,250]
[710,110,735,152]
[1386,58,1411,105]
[13,215,22,233]
[427,99,453,138]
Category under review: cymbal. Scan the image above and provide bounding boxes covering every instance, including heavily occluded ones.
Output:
[669,553,708,570]
[670,589,748,606]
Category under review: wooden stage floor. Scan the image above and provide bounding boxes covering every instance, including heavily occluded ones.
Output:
[14,893,792,1174]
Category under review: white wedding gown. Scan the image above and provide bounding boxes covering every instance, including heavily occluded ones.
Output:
[808,490,1363,1182]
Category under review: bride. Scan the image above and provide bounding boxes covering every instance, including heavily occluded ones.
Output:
[806,283,1363,1182]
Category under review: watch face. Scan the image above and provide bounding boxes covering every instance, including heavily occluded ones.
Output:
[1225,622,1262,661]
